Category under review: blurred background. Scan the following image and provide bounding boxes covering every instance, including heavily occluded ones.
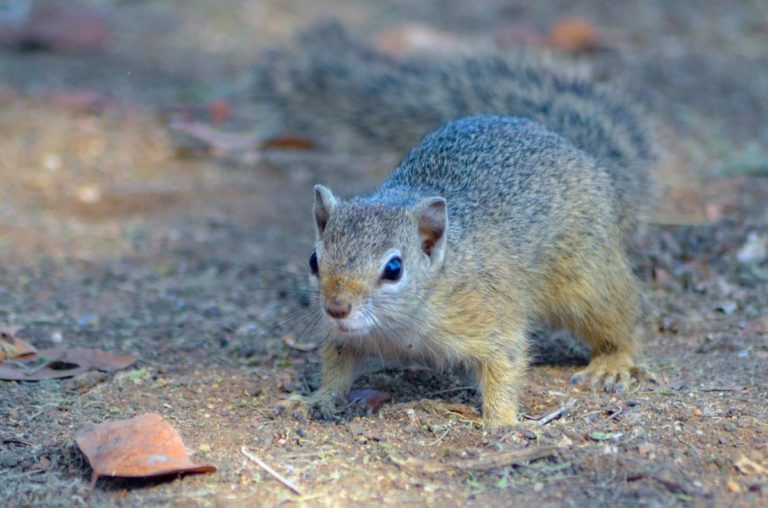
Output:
[1,2,767,505]
[1,0,767,260]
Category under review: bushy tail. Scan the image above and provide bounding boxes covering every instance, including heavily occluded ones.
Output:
[254,23,657,231]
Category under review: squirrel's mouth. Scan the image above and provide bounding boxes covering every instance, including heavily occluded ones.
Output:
[330,314,371,336]
[322,303,373,336]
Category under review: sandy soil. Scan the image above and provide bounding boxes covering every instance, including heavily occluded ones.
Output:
[1,1,767,506]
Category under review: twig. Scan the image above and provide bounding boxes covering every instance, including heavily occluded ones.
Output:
[427,385,475,397]
[699,386,742,392]
[240,446,302,495]
[2,438,32,446]
[535,399,577,426]
[607,405,625,421]
[424,428,451,447]
[284,493,327,504]
[281,334,317,352]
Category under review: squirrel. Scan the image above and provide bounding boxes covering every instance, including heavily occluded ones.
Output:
[259,24,657,427]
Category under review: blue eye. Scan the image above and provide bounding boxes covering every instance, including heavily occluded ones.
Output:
[381,256,402,281]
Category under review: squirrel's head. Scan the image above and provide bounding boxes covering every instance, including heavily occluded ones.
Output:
[309,184,447,340]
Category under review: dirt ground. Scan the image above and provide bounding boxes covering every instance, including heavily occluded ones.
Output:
[1,1,767,506]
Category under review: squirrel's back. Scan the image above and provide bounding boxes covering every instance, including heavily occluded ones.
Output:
[255,23,657,233]
[369,116,611,255]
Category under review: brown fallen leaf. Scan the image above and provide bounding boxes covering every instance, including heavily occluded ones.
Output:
[348,389,392,412]
[392,446,558,474]
[0,347,137,381]
[0,326,37,361]
[76,413,216,484]
[207,99,232,124]
[546,17,600,53]
[262,134,318,150]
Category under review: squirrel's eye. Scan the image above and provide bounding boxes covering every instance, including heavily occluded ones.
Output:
[381,256,402,282]
[309,250,319,275]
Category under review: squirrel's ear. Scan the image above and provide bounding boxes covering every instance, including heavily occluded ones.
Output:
[313,184,337,236]
[414,197,447,266]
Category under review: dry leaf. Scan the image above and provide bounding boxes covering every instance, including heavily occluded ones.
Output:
[0,326,37,361]
[0,347,137,381]
[76,413,216,482]
[262,135,318,150]
[348,389,392,411]
[546,17,599,53]
[208,99,232,124]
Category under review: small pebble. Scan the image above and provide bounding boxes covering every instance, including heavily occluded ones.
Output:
[1,452,20,468]
[203,306,221,318]
[348,423,365,436]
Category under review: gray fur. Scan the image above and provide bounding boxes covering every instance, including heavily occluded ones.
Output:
[255,23,657,232]
[266,25,657,424]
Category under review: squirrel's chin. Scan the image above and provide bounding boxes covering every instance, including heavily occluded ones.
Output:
[334,323,370,336]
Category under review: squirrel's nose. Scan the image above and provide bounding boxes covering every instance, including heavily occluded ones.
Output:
[325,299,352,319]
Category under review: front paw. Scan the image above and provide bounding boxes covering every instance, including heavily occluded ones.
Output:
[570,353,654,393]
[275,391,343,421]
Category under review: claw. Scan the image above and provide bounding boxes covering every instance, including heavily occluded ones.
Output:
[570,353,649,393]
[570,373,587,385]
[274,391,344,421]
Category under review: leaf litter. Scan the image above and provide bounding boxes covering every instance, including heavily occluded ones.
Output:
[75,413,216,484]
[0,326,37,361]
[0,346,137,381]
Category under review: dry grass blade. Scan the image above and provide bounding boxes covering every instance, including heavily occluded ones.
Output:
[535,399,578,426]
[241,446,302,495]
[282,333,317,352]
